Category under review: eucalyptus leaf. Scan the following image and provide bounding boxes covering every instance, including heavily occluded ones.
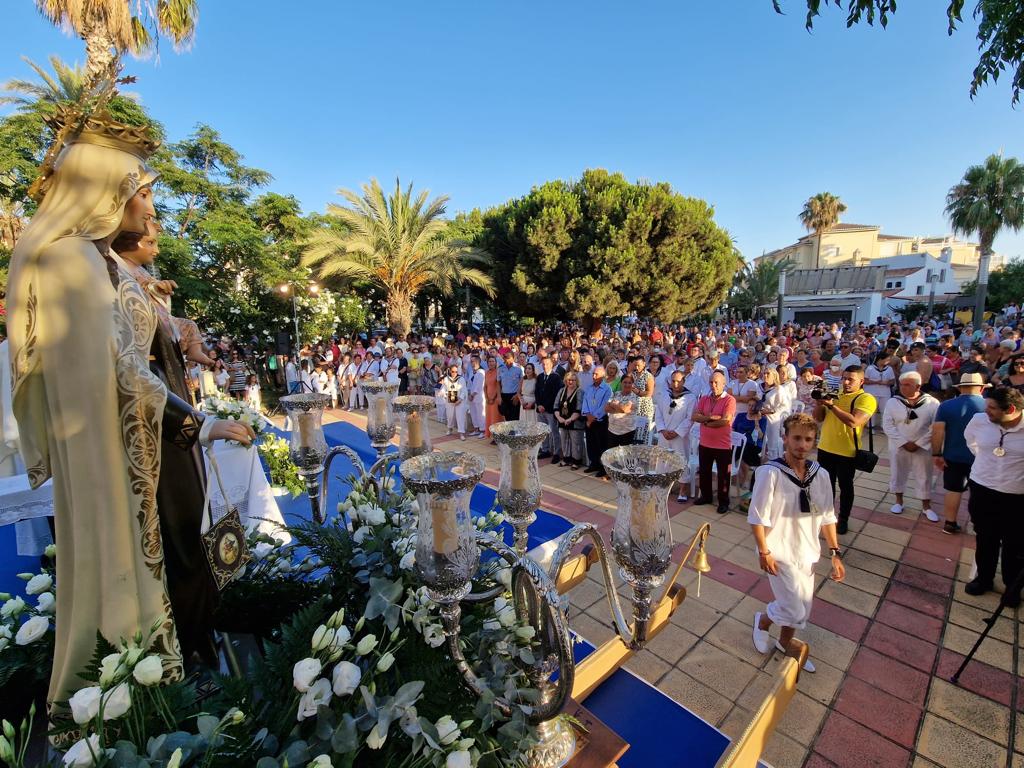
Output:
[331,714,358,754]
[196,714,220,740]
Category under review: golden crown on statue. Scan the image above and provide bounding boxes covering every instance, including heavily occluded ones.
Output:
[30,90,161,202]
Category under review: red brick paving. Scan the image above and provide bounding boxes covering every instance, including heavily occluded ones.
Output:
[863,622,939,673]
[814,712,912,768]
[892,563,953,596]
[898,548,958,578]
[808,598,870,642]
[873,600,945,644]
[884,582,948,620]
[847,647,932,707]
[833,676,923,748]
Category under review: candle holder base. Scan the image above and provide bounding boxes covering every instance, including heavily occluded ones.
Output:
[528,715,577,768]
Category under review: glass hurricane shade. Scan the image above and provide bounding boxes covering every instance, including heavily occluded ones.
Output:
[279,393,332,474]
[601,445,685,585]
[399,451,485,602]
[361,380,399,449]
[392,395,437,460]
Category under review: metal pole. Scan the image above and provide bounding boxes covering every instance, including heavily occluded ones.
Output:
[293,292,301,354]
[927,275,938,318]
[973,248,991,329]
[776,271,786,329]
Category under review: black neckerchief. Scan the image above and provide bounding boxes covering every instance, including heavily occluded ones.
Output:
[769,457,819,514]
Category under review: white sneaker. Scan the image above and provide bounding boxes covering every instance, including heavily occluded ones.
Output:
[676,494,688,503]
[890,503,904,515]
[775,641,816,673]
[752,612,771,654]
[923,508,940,522]
[459,434,466,441]
[446,428,452,435]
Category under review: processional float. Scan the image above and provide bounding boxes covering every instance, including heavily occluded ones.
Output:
[279,392,808,768]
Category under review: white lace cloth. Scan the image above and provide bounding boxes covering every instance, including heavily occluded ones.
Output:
[203,442,291,544]
[0,473,54,527]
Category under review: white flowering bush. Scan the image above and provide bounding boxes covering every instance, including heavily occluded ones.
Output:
[18,469,542,767]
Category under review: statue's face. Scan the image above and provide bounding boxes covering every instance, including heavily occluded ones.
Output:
[121,185,155,235]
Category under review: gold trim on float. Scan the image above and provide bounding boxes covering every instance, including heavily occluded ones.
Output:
[553,545,600,593]
[571,584,687,702]
[713,640,808,768]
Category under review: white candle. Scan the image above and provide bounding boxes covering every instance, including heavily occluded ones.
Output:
[510,450,529,490]
[431,497,459,555]
[629,488,657,542]
[407,411,423,448]
[374,396,388,425]
[296,412,317,449]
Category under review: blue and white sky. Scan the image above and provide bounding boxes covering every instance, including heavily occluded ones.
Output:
[2,0,1023,260]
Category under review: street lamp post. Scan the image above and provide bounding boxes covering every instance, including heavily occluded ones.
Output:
[279,282,319,355]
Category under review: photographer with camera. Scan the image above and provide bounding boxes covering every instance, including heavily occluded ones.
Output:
[813,365,877,535]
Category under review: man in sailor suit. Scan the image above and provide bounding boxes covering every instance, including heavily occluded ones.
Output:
[655,370,697,501]
[749,413,845,673]
[467,355,486,437]
[443,364,469,440]
[882,370,940,521]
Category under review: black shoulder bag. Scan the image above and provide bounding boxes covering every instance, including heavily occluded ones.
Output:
[850,394,878,473]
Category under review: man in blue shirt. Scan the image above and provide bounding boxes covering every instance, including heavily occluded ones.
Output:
[498,351,524,421]
[932,373,988,534]
[582,366,614,478]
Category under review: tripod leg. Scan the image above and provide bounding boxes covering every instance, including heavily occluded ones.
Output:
[950,566,1024,684]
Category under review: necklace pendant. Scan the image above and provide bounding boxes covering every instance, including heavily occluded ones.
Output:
[994,446,1006,457]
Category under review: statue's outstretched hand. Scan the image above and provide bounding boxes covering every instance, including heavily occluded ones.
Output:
[207,419,255,447]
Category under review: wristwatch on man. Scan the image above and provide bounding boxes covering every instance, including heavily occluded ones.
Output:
[829,547,843,559]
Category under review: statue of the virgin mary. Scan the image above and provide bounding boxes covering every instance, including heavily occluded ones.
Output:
[6,108,253,706]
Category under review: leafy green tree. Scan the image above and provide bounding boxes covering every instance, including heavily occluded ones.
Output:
[960,258,1024,312]
[799,192,847,270]
[775,1,1024,104]
[730,257,794,319]
[946,154,1024,326]
[478,169,739,328]
[302,178,495,338]
[34,0,199,88]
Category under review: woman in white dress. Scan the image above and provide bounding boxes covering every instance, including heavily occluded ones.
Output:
[519,363,538,425]
[756,367,788,460]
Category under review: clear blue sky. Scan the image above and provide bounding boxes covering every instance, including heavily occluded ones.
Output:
[2,0,1023,260]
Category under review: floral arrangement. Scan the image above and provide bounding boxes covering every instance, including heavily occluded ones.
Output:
[1,468,546,767]
[201,393,265,437]
[0,548,56,721]
[257,434,305,497]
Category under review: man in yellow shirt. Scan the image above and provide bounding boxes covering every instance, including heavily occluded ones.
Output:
[814,365,877,535]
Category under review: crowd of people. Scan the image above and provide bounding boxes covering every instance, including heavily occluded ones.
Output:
[190,309,1024,610]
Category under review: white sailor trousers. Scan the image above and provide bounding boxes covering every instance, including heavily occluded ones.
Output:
[766,560,815,629]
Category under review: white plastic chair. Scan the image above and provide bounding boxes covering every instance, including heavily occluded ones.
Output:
[728,431,747,502]
[688,428,746,503]
[688,424,702,498]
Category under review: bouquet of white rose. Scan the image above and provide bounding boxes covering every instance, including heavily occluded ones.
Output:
[201,393,265,438]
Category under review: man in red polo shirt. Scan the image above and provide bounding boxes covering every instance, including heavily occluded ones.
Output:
[693,370,737,514]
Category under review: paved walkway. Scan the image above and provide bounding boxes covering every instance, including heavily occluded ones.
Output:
[297,406,1021,768]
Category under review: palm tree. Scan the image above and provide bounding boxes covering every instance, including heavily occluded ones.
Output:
[0,55,90,113]
[0,198,26,250]
[34,0,198,88]
[946,154,1024,327]
[302,179,496,338]
[799,192,848,269]
[731,257,794,319]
